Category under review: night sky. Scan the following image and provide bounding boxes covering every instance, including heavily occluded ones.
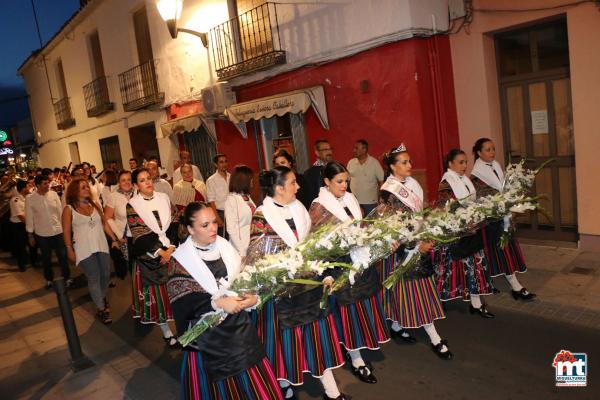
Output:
[0,0,79,130]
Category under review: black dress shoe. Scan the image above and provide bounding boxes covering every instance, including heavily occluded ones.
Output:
[511,288,536,301]
[469,304,495,318]
[352,365,377,384]
[431,339,453,360]
[323,393,351,400]
[391,329,417,344]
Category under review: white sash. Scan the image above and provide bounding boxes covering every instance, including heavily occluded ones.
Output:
[129,191,172,246]
[313,187,362,222]
[380,176,424,212]
[471,158,504,192]
[172,236,241,296]
[261,196,311,247]
[441,169,476,203]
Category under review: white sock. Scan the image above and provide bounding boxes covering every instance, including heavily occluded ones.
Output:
[423,323,448,352]
[279,381,294,399]
[348,349,366,369]
[159,323,173,338]
[505,274,524,291]
[320,369,341,398]
[470,294,482,309]
[391,321,402,332]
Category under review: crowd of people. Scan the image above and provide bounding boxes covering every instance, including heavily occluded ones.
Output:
[0,138,536,400]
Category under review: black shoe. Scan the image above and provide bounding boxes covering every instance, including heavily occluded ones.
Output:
[323,393,351,400]
[391,328,417,344]
[280,386,297,400]
[342,347,374,371]
[431,339,453,360]
[97,309,112,324]
[511,288,536,301]
[352,365,377,384]
[163,336,180,348]
[469,304,495,319]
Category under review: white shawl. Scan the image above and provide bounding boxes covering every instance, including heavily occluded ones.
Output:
[471,158,504,192]
[172,236,241,297]
[129,191,172,246]
[313,187,362,222]
[441,169,476,203]
[261,196,311,247]
[380,175,424,212]
[172,179,207,206]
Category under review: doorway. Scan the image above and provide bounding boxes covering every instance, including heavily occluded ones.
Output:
[99,135,123,170]
[496,17,577,241]
[68,141,81,165]
[128,123,160,165]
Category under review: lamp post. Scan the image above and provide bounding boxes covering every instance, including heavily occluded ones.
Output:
[157,0,208,47]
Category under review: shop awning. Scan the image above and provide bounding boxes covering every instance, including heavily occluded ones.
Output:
[159,113,216,142]
[224,86,329,136]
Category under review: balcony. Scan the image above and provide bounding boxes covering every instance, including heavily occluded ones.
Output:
[83,76,114,117]
[118,60,164,112]
[53,97,75,130]
[209,2,286,80]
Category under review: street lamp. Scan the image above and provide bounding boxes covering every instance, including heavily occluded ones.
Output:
[157,0,208,48]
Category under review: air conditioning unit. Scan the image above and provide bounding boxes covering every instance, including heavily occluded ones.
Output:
[201,83,236,115]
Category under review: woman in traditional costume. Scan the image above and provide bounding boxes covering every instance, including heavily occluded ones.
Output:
[126,168,177,347]
[379,144,452,360]
[167,202,282,400]
[309,161,389,384]
[433,149,495,318]
[250,166,348,400]
[470,138,535,301]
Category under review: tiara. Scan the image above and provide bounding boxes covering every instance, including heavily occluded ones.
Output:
[391,143,407,154]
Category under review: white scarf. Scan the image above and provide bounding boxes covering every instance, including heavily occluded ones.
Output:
[172,236,241,297]
[471,158,504,192]
[441,169,476,203]
[261,196,311,247]
[380,175,424,212]
[172,179,206,206]
[313,187,362,222]
[129,191,172,246]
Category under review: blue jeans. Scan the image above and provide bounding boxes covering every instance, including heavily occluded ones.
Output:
[35,233,70,281]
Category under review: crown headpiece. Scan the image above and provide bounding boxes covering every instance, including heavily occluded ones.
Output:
[391,143,407,154]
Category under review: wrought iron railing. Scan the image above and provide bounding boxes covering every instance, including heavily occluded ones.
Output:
[53,97,75,130]
[209,2,285,80]
[118,59,164,112]
[83,76,114,117]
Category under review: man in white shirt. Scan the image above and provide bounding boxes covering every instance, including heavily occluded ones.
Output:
[26,175,71,288]
[347,139,384,216]
[206,153,230,237]
[146,160,173,201]
[10,180,31,271]
[172,150,203,184]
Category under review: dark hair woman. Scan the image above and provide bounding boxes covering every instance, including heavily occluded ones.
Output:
[470,137,535,301]
[272,149,311,209]
[224,165,256,256]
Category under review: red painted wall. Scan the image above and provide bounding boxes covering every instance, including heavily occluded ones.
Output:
[215,36,460,200]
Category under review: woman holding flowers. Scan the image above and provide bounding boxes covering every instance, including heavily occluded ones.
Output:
[167,202,282,400]
[470,138,535,301]
[309,161,389,385]
[379,144,452,360]
[250,166,348,400]
[433,149,495,318]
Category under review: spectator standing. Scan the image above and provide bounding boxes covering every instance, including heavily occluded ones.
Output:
[100,169,117,207]
[146,160,173,201]
[303,139,333,203]
[62,178,116,324]
[9,180,32,271]
[104,170,134,280]
[129,158,139,171]
[224,165,256,256]
[172,150,203,183]
[26,175,72,289]
[346,139,384,216]
[206,153,230,237]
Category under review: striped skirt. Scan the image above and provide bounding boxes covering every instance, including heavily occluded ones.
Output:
[131,261,173,324]
[181,352,283,400]
[331,293,391,351]
[251,300,345,385]
[481,223,527,277]
[434,249,495,301]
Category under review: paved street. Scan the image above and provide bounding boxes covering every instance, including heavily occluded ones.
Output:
[1,243,599,399]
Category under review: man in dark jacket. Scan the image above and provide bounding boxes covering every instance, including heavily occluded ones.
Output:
[303,139,333,203]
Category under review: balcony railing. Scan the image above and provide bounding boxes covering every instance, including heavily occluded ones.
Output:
[53,97,76,130]
[118,59,164,112]
[209,2,286,80]
[83,76,114,117]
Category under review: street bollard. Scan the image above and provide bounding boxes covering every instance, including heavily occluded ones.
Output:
[53,277,95,372]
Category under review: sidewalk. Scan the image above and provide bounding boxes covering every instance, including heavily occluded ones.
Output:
[0,252,179,400]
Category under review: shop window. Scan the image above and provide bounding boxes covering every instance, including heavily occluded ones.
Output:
[260,113,309,173]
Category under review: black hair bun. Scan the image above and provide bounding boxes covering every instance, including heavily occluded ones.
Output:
[259,170,276,189]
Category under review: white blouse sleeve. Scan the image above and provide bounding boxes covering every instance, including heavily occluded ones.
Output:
[225,195,242,252]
